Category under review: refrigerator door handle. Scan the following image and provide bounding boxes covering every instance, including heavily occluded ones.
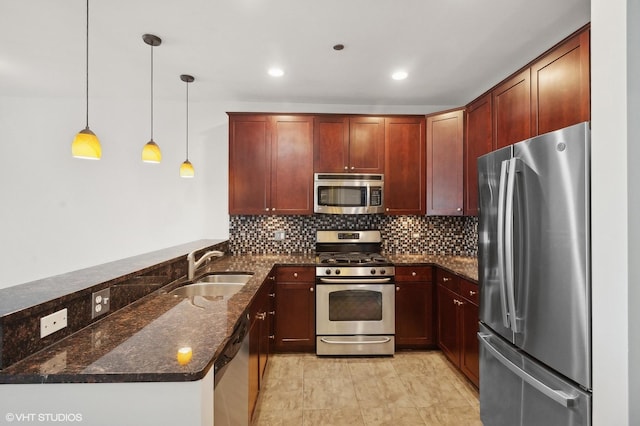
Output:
[504,158,519,333]
[478,332,579,408]
[497,160,511,329]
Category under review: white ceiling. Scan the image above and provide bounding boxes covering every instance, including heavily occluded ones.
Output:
[0,0,590,107]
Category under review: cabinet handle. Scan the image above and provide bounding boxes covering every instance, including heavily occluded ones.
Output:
[293,272,298,278]
[264,208,269,212]
[396,286,400,291]
[350,166,354,170]
[411,271,417,277]
[386,208,389,212]
[457,207,462,212]
[256,312,266,320]
[442,277,451,282]
[310,287,314,292]
[344,166,348,170]
[269,335,275,340]
[269,311,276,315]
[469,290,477,296]
[271,208,275,211]
[268,276,275,281]
[269,292,275,298]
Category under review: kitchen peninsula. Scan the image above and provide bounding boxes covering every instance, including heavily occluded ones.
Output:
[0,241,476,425]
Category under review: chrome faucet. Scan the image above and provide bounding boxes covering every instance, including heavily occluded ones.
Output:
[187,250,224,280]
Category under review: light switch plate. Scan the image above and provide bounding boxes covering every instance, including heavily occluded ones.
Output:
[40,308,68,338]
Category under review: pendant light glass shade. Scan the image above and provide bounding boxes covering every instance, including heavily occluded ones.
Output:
[72,127,101,159]
[142,140,162,163]
[179,74,195,178]
[142,34,162,163]
[72,0,101,160]
[179,160,195,178]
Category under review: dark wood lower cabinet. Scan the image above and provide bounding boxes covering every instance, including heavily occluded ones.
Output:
[274,266,316,352]
[436,269,480,387]
[395,266,435,349]
[249,272,275,420]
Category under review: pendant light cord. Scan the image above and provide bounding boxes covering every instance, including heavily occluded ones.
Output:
[85,0,89,129]
[150,42,154,141]
[185,81,189,159]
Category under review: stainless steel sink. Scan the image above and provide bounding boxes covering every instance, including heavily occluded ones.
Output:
[194,273,253,284]
[170,282,246,298]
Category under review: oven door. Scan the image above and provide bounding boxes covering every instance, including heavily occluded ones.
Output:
[316,281,395,355]
[316,281,395,335]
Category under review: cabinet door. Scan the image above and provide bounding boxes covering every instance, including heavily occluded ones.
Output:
[437,284,460,365]
[348,116,385,173]
[384,117,426,215]
[271,116,314,214]
[314,115,349,172]
[229,114,271,214]
[465,94,493,216]
[274,267,315,352]
[461,298,480,387]
[531,29,590,135]
[395,281,434,348]
[426,109,464,216]
[275,282,316,352]
[493,69,531,149]
[248,316,260,419]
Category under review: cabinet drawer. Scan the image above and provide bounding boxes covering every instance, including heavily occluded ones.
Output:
[275,266,315,282]
[460,279,479,305]
[436,268,460,293]
[395,266,433,282]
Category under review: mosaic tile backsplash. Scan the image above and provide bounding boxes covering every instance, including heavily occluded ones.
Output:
[230,215,478,256]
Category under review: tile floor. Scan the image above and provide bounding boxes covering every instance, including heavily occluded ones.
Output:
[252,350,481,426]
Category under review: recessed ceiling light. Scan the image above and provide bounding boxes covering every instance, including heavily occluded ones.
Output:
[392,71,408,80]
[268,67,284,77]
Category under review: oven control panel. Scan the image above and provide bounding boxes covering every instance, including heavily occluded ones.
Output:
[315,266,395,277]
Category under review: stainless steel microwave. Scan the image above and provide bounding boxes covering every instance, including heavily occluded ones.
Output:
[314,173,384,214]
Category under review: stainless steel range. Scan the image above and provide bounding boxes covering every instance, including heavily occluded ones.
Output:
[315,230,395,356]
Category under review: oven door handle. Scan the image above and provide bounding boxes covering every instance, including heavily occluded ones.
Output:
[318,277,392,284]
[320,337,392,345]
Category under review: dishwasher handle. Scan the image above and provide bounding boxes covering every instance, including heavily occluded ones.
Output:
[214,312,250,377]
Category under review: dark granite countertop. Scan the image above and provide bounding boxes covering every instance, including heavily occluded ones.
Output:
[0,253,476,384]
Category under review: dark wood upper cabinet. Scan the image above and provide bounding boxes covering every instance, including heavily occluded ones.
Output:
[426,109,464,216]
[531,29,590,135]
[229,114,272,215]
[493,69,532,149]
[313,116,350,173]
[314,116,384,173]
[228,114,313,215]
[384,116,426,215]
[270,115,314,214]
[464,94,494,216]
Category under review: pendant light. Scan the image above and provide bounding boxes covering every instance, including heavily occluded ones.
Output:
[71,0,101,160]
[179,74,195,178]
[141,34,162,163]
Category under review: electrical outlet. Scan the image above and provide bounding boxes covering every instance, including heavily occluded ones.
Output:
[40,308,68,338]
[274,230,285,241]
[92,288,111,319]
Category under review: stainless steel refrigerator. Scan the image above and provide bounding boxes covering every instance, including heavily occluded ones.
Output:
[477,122,592,425]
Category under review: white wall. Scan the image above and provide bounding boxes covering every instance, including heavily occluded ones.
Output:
[0,96,215,288]
[591,0,638,424]
[0,94,447,289]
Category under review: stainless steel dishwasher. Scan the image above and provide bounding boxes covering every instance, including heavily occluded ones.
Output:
[214,312,249,426]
